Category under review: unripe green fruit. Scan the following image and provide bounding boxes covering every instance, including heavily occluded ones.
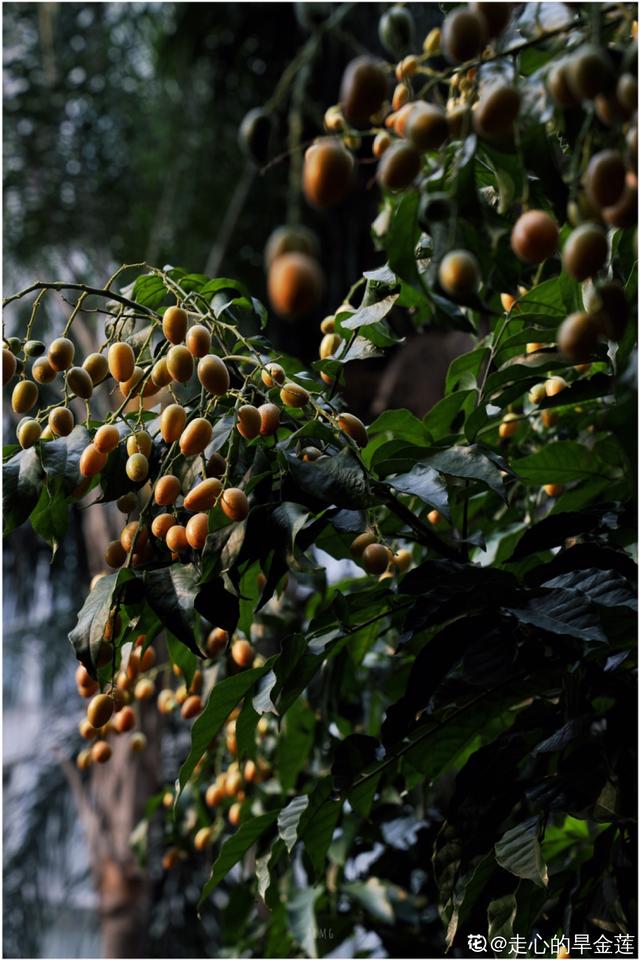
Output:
[585,150,626,209]
[511,210,559,263]
[264,227,319,272]
[11,379,38,414]
[350,530,377,558]
[405,102,449,152]
[339,56,388,128]
[470,2,513,38]
[557,312,599,362]
[18,419,42,448]
[126,453,149,483]
[24,339,45,357]
[87,693,114,729]
[83,352,109,385]
[117,492,138,514]
[238,107,273,165]
[7,337,22,355]
[441,7,487,63]
[377,141,421,191]
[48,337,75,372]
[438,250,481,298]
[3,348,17,386]
[198,355,230,395]
[378,4,414,56]
[162,305,188,344]
[179,417,213,457]
[66,366,94,400]
[473,85,520,139]
[362,543,392,575]
[566,45,613,101]
[166,345,194,383]
[108,342,135,382]
[49,406,75,437]
[562,223,608,281]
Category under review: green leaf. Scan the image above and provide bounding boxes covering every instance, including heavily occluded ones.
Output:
[166,632,197,690]
[30,486,68,556]
[495,817,548,888]
[512,442,609,485]
[423,445,507,499]
[339,293,399,331]
[276,698,316,793]
[487,893,517,957]
[386,462,450,516]
[285,886,321,960]
[236,697,260,762]
[345,878,395,924]
[386,190,420,286]
[132,273,167,309]
[40,425,91,496]
[3,446,44,535]
[423,390,476,441]
[300,784,342,881]
[284,448,372,510]
[143,564,202,656]
[68,569,136,674]
[445,348,489,393]
[177,661,274,797]
[198,811,277,907]
[277,794,310,854]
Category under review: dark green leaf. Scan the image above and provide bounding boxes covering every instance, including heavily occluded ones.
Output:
[495,817,548,887]
[198,811,277,906]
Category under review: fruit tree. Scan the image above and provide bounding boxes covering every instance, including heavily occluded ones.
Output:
[2,2,637,957]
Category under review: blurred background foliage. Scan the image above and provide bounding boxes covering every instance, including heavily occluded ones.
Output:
[2,3,438,958]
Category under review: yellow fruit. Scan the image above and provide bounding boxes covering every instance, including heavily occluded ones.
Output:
[228,802,242,826]
[473,84,520,140]
[113,706,135,733]
[166,345,194,382]
[221,488,250,522]
[130,732,147,752]
[154,475,181,508]
[545,376,568,397]
[91,741,112,764]
[182,477,221,512]
[528,383,547,405]
[557,312,599,361]
[261,362,285,387]
[362,543,392,575]
[126,430,152,457]
[48,337,75,372]
[427,509,443,525]
[206,452,227,478]
[231,639,255,668]
[105,540,127,568]
[151,356,172,387]
[526,342,545,354]
[562,224,608,281]
[18,419,42,448]
[258,402,280,437]
[151,513,177,539]
[377,141,421,191]
[206,627,229,657]
[120,520,147,552]
[186,513,209,550]
[126,453,149,483]
[179,417,213,457]
[194,826,213,850]
[543,483,564,497]
[80,443,108,477]
[186,324,211,358]
[83,352,109,384]
[181,695,203,720]
[498,413,519,439]
[162,305,188,344]
[31,356,57,384]
[205,783,225,807]
[438,250,481,298]
[87,694,114,729]
[393,548,412,572]
[166,525,189,553]
[94,424,120,454]
[340,56,388,128]
[350,531,377,557]
[268,253,324,317]
[280,382,309,407]
[236,404,262,440]
[511,210,559,263]
[134,678,154,701]
[108,342,135,382]
[441,7,487,63]
[66,366,93,400]
[198,354,230,395]
[337,412,368,447]
[319,333,342,359]
[406,102,449,152]
[11,380,38,414]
